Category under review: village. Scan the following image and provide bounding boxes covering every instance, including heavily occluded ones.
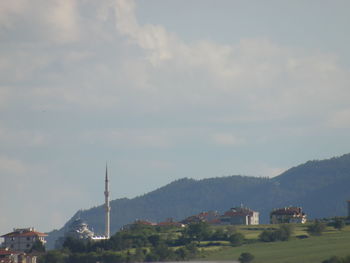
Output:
[2,201,350,263]
[1,169,350,263]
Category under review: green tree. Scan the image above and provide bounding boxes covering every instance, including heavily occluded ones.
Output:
[62,237,87,253]
[333,217,345,231]
[185,222,210,242]
[259,230,278,242]
[150,243,175,261]
[276,224,294,241]
[148,234,161,246]
[228,232,245,246]
[132,247,146,262]
[38,250,68,263]
[259,225,293,242]
[238,252,254,263]
[211,228,228,240]
[307,220,326,236]
[29,240,46,253]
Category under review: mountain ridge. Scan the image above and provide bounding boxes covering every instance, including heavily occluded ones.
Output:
[46,153,350,248]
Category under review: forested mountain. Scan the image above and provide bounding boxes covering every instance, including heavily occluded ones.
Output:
[46,153,350,248]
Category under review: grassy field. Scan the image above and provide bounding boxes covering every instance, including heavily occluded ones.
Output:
[199,224,350,263]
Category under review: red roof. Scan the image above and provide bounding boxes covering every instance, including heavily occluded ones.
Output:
[0,249,22,256]
[224,211,252,217]
[1,231,47,238]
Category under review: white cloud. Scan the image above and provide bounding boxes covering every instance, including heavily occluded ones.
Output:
[44,0,80,43]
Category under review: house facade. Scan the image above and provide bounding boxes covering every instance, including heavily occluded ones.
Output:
[220,207,259,225]
[270,207,307,224]
[1,228,47,252]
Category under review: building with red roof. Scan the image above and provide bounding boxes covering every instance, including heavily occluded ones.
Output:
[0,248,38,263]
[270,207,307,224]
[1,228,47,252]
[181,211,220,225]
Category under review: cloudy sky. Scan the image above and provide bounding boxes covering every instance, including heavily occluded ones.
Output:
[1,0,350,235]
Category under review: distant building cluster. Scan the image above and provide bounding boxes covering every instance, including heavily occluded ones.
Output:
[0,228,47,263]
[123,205,261,228]
[270,207,307,224]
[180,206,260,226]
[124,205,311,229]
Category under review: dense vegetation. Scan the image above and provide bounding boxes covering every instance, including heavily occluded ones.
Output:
[40,222,246,263]
[41,221,350,263]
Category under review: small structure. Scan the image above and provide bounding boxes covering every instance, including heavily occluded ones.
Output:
[181,211,220,225]
[1,228,47,252]
[270,207,307,224]
[220,207,259,225]
[347,200,350,218]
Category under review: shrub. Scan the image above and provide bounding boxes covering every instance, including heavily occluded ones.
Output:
[259,230,277,242]
[276,224,294,241]
[307,220,327,236]
[238,252,254,263]
[259,224,293,242]
[333,217,345,231]
[229,232,245,246]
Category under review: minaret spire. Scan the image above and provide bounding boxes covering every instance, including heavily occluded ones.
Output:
[104,163,111,239]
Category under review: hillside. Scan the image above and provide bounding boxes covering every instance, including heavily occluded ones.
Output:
[46,153,350,248]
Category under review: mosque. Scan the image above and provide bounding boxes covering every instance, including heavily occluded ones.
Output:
[55,165,111,247]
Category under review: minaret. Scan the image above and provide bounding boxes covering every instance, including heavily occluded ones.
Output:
[104,164,111,239]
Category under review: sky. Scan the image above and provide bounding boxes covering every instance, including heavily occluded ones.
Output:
[1,0,350,235]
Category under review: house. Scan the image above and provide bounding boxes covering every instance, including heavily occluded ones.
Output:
[0,248,37,263]
[270,207,307,224]
[181,211,220,225]
[1,228,47,252]
[220,207,259,225]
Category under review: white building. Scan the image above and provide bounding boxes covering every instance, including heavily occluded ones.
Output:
[220,207,259,225]
[1,228,47,252]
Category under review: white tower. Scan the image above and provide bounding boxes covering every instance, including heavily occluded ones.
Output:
[104,164,111,239]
